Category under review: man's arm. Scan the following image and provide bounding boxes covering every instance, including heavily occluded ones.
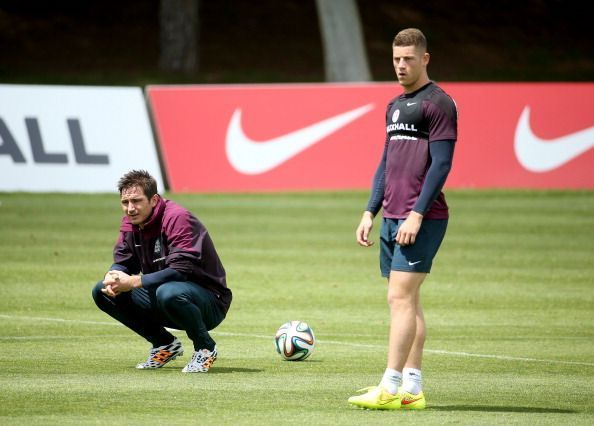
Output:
[140,268,186,289]
[412,140,454,215]
[366,143,387,217]
[102,268,187,296]
[356,144,387,247]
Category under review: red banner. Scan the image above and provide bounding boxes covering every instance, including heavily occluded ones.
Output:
[147,83,594,192]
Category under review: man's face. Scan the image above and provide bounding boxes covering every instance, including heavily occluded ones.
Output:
[392,45,429,91]
[120,185,157,226]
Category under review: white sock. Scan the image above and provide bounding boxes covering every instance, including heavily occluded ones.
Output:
[379,368,402,395]
[402,367,422,394]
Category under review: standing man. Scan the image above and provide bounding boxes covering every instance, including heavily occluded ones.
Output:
[92,170,232,373]
[348,28,457,409]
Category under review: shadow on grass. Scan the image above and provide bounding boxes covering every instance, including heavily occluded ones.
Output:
[430,405,575,414]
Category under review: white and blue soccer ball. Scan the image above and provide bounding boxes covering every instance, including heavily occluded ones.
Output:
[274,320,315,361]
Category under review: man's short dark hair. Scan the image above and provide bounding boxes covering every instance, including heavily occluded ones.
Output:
[117,170,158,198]
[393,28,427,52]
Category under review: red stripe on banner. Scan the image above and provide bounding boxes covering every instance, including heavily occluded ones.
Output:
[147,83,594,192]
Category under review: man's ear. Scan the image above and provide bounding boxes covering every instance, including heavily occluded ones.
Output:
[149,194,159,208]
[423,52,430,66]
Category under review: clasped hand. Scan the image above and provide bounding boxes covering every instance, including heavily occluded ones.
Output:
[101,270,135,297]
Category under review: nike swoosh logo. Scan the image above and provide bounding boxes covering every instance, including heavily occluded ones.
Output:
[225,104,374,174]
[401,397,422,405]
[406,102,417,106]
[514,106,594,172]
[408,260,422,266]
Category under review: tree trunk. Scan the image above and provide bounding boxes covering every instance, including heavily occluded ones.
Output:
[159,0,199,74]
[315,0,372,82]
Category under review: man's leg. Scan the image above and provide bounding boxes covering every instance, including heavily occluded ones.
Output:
[350,218,445,409]
[378,270,425,395]
[348,271,426,409]
[156,281,225,373]
[155,281,225,351]
[405,301,425,369]
[386,271,426,371]
[400,299,426,408]
[91,280,174,347]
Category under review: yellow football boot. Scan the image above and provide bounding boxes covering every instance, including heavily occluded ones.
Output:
[348,386,401,410]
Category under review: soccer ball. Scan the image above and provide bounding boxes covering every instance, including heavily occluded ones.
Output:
[274,320,315,361]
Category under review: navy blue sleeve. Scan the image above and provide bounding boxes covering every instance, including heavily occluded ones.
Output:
[109,263,130,274]
[366,143,387,215]
[413,140,454,215]
[141,267,186,290]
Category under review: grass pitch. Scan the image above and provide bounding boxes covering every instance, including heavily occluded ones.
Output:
[1,190,593,425]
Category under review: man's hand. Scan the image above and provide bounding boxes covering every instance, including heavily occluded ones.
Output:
[396,211,423,246]
[356,211,375,247]
[101,270,141,297]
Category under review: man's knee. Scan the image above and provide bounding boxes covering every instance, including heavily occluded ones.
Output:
[155,283,187,310]
[387,271,425,308]
[387,287,414,308]
[91,280,105,304]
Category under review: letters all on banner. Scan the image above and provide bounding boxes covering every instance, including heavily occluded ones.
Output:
[0,85,163,192]
[147,83,594,191]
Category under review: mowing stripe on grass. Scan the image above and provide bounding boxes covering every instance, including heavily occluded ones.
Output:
[2,314,592,367]
[0,335,132,340]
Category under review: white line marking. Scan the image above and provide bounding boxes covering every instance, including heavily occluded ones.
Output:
[2,314,592,367]
[0,314,119,327]
[423,349,594,367]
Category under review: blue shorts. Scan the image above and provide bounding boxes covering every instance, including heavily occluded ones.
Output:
[379,217,448,276]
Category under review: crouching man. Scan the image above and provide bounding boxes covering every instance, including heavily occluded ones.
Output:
[92,170,232,373]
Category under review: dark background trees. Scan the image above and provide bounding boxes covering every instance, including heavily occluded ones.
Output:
[0,0,591,85]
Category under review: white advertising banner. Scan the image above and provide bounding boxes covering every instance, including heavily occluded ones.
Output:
[0,85,164,192]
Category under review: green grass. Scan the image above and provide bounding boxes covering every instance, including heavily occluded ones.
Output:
[1,190,593,425]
